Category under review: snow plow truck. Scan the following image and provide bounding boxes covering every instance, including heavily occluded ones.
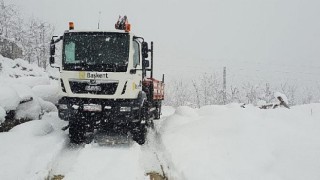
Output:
[49,16,164,145]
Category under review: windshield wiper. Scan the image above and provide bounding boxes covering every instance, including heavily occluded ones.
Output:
[65,61,87,70]
[65,62,127,72]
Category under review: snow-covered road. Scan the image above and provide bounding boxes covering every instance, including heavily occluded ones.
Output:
[49,143,145,180]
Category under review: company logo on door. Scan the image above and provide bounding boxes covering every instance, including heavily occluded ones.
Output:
[86,72,108,79]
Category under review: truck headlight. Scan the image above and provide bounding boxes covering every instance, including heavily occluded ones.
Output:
[120,107,131,112]
[59,104,68,110]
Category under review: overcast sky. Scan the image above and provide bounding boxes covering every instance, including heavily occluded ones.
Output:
[10,0,320,88]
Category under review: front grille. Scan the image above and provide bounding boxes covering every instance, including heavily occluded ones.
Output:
[69,80,118,95]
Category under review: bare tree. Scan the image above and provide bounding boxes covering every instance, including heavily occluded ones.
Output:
[241,83,260,105]
[229,86,241,103]
[0,1,55,69]
[192,80,201,108]
[259,83,274,103]
[164,80,193,107]
[0,0,18,37]
[300,87,316,104]
[279,82,297,106]
[21,18,54,68]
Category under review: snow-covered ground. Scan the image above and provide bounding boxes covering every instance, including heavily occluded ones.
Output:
[0,113,67,180]
[0,104,319,180]
[160,104,320,180]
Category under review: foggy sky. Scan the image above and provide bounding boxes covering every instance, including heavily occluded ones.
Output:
[10,0,320,88]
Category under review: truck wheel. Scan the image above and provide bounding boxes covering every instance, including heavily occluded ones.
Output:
[154,103,161,119]
[154,108,160,119]
[148,119,155,129]
[69,120,86,144]
[132,124,146,145]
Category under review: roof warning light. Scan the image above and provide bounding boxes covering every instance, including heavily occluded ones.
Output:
[115,16,131,32]
[69,22,74,30]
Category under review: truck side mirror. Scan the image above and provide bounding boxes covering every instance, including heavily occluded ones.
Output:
[143,60,149,68]
[50,56,55,65]
[142,42,148,58]
[50,40,55,56]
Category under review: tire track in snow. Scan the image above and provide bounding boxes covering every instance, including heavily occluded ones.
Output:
[48,131,175,180]
[47,139,145,180]
[48,143,83,179]
[140,108,185,180]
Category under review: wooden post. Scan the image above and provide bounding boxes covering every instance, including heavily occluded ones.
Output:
[223,67,226,104]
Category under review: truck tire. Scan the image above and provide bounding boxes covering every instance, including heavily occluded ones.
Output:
[132,124,146,145]
[69,120,86,144]
[154,102,161,120]
[154,107,160,119]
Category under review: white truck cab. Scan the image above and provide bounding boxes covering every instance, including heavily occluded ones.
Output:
[59,30,143,100]
[49,20,164,145]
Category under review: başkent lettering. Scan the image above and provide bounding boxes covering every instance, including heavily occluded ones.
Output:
[87,72,108,79]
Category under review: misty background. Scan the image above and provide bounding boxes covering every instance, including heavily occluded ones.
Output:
[5,0,320,105]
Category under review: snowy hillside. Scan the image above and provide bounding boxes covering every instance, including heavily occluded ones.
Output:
[0,104,319,180]
[0,55,59,125]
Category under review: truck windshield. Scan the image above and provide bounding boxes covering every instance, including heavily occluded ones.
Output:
[62,32,129,72]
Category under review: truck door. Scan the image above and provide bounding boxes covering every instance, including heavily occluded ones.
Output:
[132,40,143,92]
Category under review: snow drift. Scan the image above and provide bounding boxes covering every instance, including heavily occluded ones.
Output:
[0,55,59,124]
[160,103,320,180]
[0,113,67,180]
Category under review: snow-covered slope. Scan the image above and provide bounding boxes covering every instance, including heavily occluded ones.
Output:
[160,104,320,180]
[0,55,59,123]
[0,113,66,180]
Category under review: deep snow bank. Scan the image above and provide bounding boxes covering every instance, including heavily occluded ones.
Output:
[161,104,320,180]
[0,55,60,123]
[0,113,67,180]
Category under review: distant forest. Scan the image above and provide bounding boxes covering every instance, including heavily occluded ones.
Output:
[0,0,54,69]
[164,73,320,107]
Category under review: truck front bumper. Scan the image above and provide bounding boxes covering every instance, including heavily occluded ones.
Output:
[58,97,141,123]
